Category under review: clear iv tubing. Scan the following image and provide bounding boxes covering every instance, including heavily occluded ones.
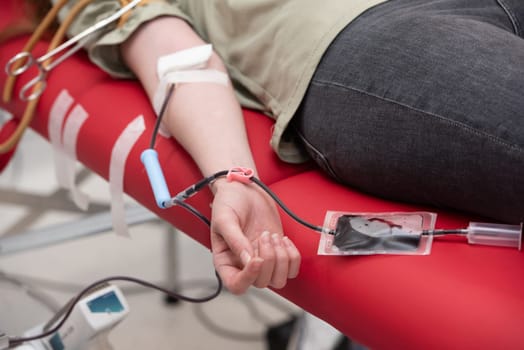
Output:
[141,141,524,250]
[142,82,523,251]
[141,150,524,251]
[426,222,523,250]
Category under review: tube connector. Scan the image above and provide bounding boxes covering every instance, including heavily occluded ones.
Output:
[140,149,172,208]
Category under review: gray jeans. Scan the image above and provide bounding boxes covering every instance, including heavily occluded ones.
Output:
[293,0,524,223]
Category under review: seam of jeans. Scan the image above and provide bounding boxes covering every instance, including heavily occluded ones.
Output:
[292,126,342,181]
[310,79,524,156]
[495,0,521,36]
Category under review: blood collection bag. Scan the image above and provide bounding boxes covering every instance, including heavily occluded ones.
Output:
[319,211,437,255]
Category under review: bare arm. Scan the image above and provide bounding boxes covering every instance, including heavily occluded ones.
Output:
[120,16,300,294]
[121,17,254,175]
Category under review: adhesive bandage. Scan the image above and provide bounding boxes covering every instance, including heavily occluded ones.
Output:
[151,44,229,136]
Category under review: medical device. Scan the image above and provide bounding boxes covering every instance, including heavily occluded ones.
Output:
[4,0,143,101]
[2,275,221,349]
[2,284,128,350]
[319,211,523,255]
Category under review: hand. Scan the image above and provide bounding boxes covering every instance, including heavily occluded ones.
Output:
[210,179,301,294]
[121,17,300,293]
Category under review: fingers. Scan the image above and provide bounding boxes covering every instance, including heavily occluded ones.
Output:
[253,231,301,290]
[215,232,301,294]
[253,231,276,288]
[216,254,264,295]
[283,236,301,279]
[268,233,289,289]
[212,216,255,260]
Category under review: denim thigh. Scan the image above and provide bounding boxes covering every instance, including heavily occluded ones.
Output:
[293,0,524,223]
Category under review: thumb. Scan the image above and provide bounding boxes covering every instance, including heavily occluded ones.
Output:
[212,221,255,265]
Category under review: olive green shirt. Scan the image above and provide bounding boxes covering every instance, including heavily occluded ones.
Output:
[55,0,387,163]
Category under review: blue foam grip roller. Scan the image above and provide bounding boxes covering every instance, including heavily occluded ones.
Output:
[141,149,171,208]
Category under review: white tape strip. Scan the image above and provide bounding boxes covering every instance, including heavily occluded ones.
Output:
[109,115,146,237]
[48,90,91,211]
[62,104,90,210]
[151,44,229,138]
[157,44,213,78]
[152,69,229,116]
[48,89,74,188]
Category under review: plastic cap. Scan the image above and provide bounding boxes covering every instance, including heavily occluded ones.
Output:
[466,222,523,250]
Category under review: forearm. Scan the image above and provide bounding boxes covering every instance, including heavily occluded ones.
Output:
[121,17,299,293]
[121,16,257,178]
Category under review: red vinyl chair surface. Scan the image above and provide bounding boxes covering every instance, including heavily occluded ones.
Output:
[1,30,523,349]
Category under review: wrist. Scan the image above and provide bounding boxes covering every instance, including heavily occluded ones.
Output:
[208,166,257,193]
[210,177,229,194]
[210,177,251,197]
[209,175,246,193]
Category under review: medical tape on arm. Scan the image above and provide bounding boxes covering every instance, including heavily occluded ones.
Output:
[151,44,229,137]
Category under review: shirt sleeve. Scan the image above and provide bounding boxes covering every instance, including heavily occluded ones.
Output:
[58,0,190,78]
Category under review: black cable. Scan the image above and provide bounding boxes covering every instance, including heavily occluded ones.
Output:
[173,198,210,226]
[146,80,328,234]
[169,171,331,235]
[423,229,468,236]
[149,83,175,149]
[4,270,294,346]
[8,274,223,347]
[171,170,229,203]
[6,169,231,347]
[171,171,472,245]
[146,85,330,235]
[249,176,333,235]
[7,150,224,348]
